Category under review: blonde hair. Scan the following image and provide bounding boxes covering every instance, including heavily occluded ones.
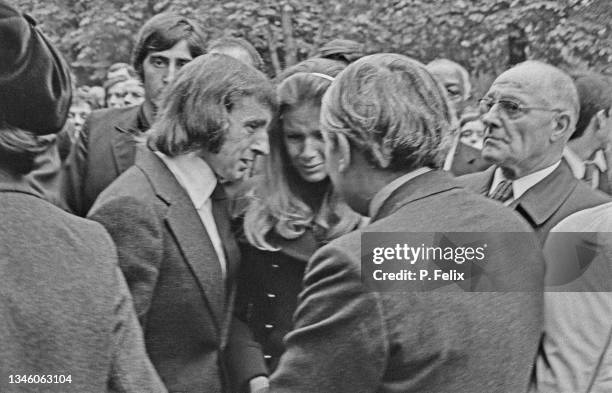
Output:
[244,58,361,251]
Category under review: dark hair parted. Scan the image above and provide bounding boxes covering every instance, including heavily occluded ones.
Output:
[570,72,612,140]
[0,122,55,175]
[148,53,277,157]
[132,13,207,82]
[207,36,265,72]
[321,53,456,171]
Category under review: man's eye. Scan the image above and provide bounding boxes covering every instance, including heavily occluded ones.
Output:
[150,58,166,67]
[176,60,191,69]
[285,133,302,141]
[499,100,521,114]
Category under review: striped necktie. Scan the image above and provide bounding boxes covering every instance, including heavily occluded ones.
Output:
[490,179,514,202]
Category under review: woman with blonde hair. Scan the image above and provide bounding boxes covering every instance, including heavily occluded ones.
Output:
[228,57,365,391]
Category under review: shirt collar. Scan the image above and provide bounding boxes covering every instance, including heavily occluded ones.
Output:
[368,167,432,217]
[587,149,608,172]
[562,147,586,178]
[155,151,217,210]
[490,161,561,201]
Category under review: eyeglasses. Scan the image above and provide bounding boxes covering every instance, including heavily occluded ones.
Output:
[478,98,562,118]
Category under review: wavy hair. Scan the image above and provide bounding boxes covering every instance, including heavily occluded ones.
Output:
[322,53,456,172]
[244,58,361,251]
[148,53,277,156]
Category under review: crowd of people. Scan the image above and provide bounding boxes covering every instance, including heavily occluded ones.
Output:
[2,1,612,392]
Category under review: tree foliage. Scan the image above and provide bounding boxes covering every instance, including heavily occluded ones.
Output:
[21,0,612,88]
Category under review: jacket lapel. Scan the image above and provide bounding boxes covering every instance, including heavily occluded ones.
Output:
[137,150,226,331]
[511,160,577,227]
[111,105,142,174]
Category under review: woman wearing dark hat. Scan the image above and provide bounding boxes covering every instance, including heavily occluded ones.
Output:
[227,57,366,391]
[0,2,165,391]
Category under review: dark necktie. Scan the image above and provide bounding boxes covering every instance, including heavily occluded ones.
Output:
[490,180,514,202]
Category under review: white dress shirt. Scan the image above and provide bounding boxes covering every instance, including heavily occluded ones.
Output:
[155,151,227,279]
[488,161,561,206]
[564,147,607,188]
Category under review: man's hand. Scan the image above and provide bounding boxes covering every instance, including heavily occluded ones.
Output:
[249,375,269,393]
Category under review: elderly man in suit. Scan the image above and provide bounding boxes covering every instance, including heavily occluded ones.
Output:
[459,61,610,242]
[60,12,207,216]
[0,2,165,392]
[88,53,277,393]
[269,54,544,393]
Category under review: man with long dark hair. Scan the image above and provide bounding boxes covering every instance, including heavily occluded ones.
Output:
[60,12,206,216]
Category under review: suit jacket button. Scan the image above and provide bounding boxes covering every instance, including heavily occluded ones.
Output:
[271,263,280,269]
[265,324,274,330]
[266,293,276,299]
[264,354,272,359]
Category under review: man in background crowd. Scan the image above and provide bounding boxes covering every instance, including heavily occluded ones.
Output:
[427,58,472,119]
[0,2,166,391]
[60,12,207,216]
[564,72,612,194]
[460,60,610,242]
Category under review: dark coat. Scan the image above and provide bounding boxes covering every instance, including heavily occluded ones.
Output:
[88,149,242,393]
[270,170,545,393]
[60,105,145,216]
[229,230,320,385]
[0,181,165,393]
[459,160,611,243]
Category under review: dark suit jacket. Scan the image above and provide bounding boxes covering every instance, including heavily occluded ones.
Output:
[270,170,545,393]
[88,149,240,393]
[459,161,611,243]
[61,105,145,216]
[0,181,165,393]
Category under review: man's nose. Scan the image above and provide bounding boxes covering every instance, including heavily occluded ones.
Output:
[251,129,269,156]
[481,109,501,131]
[163,62,178,85]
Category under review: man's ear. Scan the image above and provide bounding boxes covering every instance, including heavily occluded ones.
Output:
[336,133,351,173]
[551,111,572,142]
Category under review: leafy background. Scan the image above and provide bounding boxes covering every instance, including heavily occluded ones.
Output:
[21,0,612,98]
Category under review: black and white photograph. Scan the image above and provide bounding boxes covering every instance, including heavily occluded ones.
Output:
[1,0,612,392]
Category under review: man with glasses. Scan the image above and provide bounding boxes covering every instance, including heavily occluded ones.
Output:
[460,60,610,242]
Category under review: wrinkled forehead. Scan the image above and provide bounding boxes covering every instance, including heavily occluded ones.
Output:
[488,69,547,101]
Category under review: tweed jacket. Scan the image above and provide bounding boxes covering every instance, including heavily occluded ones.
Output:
[459,160,611,243]
[0,181,165,393]
[88,149,241,393]
[270,170,545,393]
[60,104,145,216]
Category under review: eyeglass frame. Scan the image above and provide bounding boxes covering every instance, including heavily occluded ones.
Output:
[478,97,563,118]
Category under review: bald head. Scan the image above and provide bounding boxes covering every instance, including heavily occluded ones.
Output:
[427,59,471,117]
[494,60,579,133]
[481,61,580,178]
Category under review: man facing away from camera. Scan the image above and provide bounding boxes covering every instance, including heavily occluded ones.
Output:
[460,60,610,242]
[268,54,545,393]
[61,12,207,216]
[88,53,277,393]
[0,1,166,392]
